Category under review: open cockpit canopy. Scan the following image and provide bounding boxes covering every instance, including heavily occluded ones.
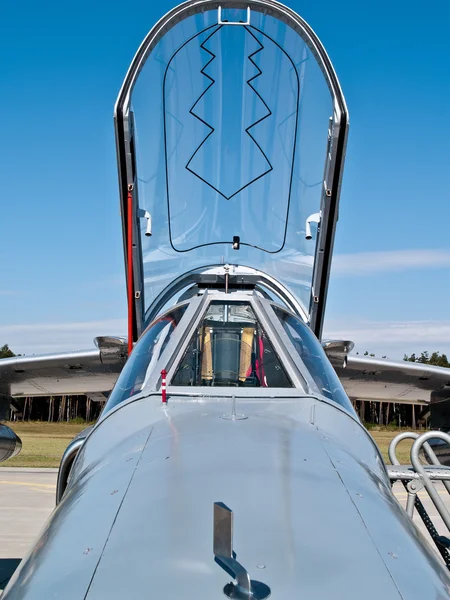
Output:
[115,0,348,341]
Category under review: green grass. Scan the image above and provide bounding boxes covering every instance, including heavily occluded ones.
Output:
[366,426,423,464]
[0,422,422,468]
[0,422,92,468]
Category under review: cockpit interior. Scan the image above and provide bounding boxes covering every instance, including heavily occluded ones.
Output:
[103,289,354,417]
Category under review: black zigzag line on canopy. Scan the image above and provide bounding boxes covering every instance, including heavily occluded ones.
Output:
[185,25,273,200]
[162,22,300,255]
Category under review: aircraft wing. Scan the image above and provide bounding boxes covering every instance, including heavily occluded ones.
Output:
[0,337,127,418]
[2,332,449,416]
[332,353,450,406]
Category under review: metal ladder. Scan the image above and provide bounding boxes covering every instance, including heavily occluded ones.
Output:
[387,431,450,569]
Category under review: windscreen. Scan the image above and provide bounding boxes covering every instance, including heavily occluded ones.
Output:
[104,305,187,412]
[129,7,334,320]
[273,306,355,413]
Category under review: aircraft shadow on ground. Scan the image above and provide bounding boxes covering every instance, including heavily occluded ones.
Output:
[0,558,21,591]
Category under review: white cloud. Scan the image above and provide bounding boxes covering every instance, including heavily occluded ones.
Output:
[3,315,449,361]
[90,275,126,287]
[2,313,449,365]
[331,249,450,276]
[0,290,24,296]
[324,319,450,359]
[0,319,127,355]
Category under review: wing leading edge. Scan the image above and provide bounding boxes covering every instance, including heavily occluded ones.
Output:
[0,337,127,419]
[331,353,450,406]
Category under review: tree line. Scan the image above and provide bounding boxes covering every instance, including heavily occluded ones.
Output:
[15,395,104,423]
[403,351,450,368]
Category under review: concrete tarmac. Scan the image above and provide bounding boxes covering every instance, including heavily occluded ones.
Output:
[0,471,449,592]
[0,469,57,593]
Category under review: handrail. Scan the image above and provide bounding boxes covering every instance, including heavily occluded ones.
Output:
[410,431,450,530]
[388,431,438,467]
[387,429,450,567]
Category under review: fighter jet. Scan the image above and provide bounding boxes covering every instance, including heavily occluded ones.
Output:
[1,1,450,598]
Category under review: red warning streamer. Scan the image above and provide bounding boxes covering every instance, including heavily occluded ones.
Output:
[127,184,134,356]
[161,369,167,404]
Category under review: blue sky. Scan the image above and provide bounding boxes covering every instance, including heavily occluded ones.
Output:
[0,0,449,358]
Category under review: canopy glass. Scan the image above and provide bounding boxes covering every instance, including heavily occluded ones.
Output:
[116,2,347,336]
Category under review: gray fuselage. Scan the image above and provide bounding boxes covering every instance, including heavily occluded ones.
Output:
[4,393,450,599]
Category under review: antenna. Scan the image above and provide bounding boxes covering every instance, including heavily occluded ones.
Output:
[213,502,270,599]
